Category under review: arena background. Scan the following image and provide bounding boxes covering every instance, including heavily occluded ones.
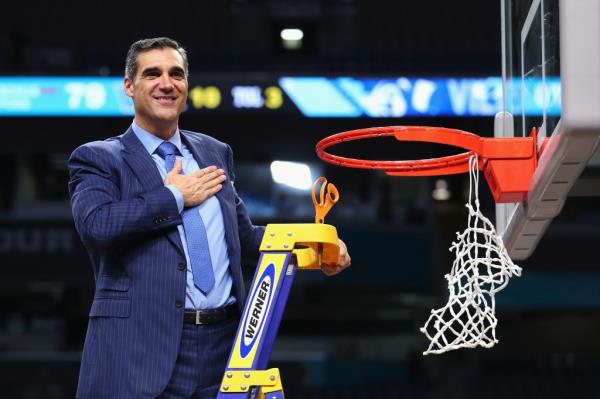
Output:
[1,1,599,397]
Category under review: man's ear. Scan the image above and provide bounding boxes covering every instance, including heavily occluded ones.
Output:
[124,77,134,98]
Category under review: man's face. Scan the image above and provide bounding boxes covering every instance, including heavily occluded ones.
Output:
[124,48,188,132]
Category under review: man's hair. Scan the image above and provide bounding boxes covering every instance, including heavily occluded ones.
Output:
[125,37,188,81]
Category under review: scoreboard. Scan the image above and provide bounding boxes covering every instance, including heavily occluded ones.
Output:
[188,83,289,113]
[0,75,560,118]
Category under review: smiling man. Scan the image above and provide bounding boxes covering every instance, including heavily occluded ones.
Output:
[68,37,351,399]
[124,45,188,139]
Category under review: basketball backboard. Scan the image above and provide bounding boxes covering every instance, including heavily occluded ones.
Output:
[496,0,600,260]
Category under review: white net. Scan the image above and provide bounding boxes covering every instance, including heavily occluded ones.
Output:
[420,155,522,355]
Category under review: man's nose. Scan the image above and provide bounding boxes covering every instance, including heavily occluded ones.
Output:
[158,74,174,90]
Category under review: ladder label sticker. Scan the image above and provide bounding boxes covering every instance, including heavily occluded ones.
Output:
[240,263,275,358]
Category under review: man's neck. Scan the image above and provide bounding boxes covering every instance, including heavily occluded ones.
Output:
[134,118,177,140]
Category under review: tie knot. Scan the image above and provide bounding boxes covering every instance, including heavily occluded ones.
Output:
[156,142,179,159]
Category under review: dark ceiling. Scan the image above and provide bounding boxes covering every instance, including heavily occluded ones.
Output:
[0,0,501,76]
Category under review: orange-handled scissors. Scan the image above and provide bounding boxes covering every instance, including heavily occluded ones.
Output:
[311,177,339,224]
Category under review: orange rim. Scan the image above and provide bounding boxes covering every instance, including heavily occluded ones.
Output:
[316,125,538,203]
[315,126,480,175]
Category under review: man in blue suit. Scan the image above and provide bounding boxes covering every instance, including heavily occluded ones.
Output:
[69,37,351,399]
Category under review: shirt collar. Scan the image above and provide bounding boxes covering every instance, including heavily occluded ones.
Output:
[131,120,183,156]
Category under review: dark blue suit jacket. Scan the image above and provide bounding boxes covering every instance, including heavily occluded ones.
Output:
[68,127,264,398]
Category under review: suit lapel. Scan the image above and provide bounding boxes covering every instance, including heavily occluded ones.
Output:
[121,128,185,256]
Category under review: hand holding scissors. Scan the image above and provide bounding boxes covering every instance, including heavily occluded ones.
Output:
[311,177,350,273]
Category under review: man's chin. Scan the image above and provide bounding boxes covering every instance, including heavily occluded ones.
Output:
[153,109,180,122]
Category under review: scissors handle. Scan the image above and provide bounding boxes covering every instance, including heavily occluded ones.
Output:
[312,177,339,224]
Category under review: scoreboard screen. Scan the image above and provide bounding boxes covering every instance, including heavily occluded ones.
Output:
[0,76,559,118]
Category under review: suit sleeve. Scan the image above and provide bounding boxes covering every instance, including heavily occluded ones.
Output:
[68,144,182,250]
[226,144,265,254]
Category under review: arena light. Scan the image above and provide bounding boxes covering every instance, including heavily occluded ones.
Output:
[280,28,304,50]
[270,161,312,190]
[432,179,451,201]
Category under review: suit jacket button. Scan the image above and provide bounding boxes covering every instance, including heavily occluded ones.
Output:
[177,263,186,271]
[175,300,183,308]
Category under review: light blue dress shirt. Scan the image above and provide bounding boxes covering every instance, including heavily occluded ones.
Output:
[131,121,234,310]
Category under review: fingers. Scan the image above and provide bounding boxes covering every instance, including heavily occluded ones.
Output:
[188,166,226,186]
[206,183,223,197]
[201,170,227,186]
[164,159,183,185]
[321,264,343,276]
[337,239,351,267]
[321,239,351,277]
[189,167,225,204]
[190,165,218,178]
[339,253,351,268]
[193,172,225,194]
[168,159,183,175]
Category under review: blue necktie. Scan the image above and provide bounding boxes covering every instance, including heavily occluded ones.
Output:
[156,141,215,294]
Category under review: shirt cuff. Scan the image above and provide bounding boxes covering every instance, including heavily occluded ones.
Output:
[165,185,184,213]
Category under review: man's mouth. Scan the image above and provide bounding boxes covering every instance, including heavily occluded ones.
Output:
[153,96,177,105]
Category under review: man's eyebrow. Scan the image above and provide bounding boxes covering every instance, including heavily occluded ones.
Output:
[140,67,161,76]
[170,66,186,74]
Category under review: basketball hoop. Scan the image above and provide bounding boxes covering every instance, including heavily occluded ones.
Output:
[315,126,536,203]
[315,126,529,354]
